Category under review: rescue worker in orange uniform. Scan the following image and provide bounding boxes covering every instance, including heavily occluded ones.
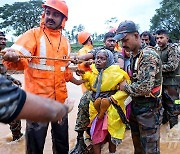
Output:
[3,0,83,153]
[77,31,93,93]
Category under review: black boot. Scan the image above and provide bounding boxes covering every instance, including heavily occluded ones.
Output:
[9,120,23,141]
[162,115,169,124]
[169,117,178,129]
[70,131,87,154]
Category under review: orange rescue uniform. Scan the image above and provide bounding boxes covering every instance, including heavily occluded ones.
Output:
[3,18,73,103]
[77,44,93,93]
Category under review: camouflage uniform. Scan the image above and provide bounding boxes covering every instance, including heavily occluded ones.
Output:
[156,43,180,128]
[0,59,26,124]
[75,46,123,131]
[0,60,23,140]
[124,46,163,154]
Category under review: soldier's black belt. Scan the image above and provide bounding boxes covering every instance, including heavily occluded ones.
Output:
[132,96,161,108]
[132,96,157,103]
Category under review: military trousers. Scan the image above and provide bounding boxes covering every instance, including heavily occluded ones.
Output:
[26,116,69,154]
[162,85,179,128]
[75,90,92,132]
[129,98,163,154]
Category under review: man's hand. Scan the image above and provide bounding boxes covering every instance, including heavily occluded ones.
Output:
[3,48,19,62]
[83,59,94,67]
[75,69,85,76]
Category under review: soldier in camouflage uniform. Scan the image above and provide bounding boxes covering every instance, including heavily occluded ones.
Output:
[156,29,180,129]
[70,32,124,154]
[0,31,23,141]
[115,21,163,154]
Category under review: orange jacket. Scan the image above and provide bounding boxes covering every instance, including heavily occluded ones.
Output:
[4,17,73,103]
[115,42,122,52]
[77,44,93,93]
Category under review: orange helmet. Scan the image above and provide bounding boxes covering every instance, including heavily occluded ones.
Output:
[77,32,91,44]
[109,27,117,33]
[42,0,68,28]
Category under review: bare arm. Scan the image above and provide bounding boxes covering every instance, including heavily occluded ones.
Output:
[17,92,73,122]
[69,76,86,85]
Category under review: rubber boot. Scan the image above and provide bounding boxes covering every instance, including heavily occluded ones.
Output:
[70,132,87,154]
[169,117,178,129]
[162,111,169,124]
[9,120,23,141]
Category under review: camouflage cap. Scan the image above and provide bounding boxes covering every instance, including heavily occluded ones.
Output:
[113,20,138,41]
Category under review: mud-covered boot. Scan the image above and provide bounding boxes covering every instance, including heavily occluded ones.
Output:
[162,111,169,124]
[169,117,178,129]
[69,137,87,154]
[9,120,23,141]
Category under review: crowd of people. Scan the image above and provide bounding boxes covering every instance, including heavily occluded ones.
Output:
[0,0,179,154]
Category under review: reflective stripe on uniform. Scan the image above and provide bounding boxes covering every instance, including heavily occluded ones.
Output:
[11,44,32,56]
[175,100,180,104]
[28,62,54,71]
[39,35,46,65]
[67,39,71,56]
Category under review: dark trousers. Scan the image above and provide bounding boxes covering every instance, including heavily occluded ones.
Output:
[26,116,69,154]
[130,99,163,154]
[162,85,179,128]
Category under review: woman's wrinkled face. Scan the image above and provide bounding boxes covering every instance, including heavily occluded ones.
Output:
[95,52,107,69]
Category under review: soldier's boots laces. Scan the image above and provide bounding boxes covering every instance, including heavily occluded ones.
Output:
[69,137,87,154]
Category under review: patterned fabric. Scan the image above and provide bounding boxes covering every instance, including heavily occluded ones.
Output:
[156,43,180,85]
[130,101,163,154]
[156,43,180,127]
[125,46,162,97]
[124,46,163,153]
[75,91,92,131]
[0,74,26,123]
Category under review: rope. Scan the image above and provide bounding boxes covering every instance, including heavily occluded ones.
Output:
[0,51,84,62]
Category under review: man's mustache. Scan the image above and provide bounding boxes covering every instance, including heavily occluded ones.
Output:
[46,19,55,24]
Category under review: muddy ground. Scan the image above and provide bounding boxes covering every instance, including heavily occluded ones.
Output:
[0,74,179,154]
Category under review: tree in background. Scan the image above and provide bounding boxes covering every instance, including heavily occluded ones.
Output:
[150,0,180,41]
[0,0,43,36]
[0,0,108,47]
[104,17,118,30]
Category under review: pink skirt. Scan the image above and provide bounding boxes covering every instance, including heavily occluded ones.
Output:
[90,114,108,145]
